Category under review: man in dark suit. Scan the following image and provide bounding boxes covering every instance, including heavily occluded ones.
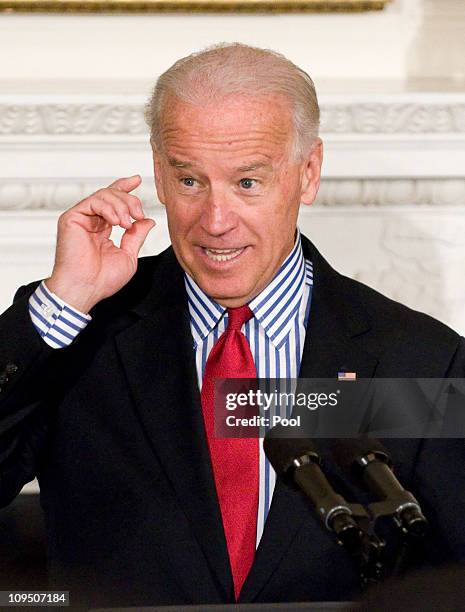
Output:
[1,43,465,610]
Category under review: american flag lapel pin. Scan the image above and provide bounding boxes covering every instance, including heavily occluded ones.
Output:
[338,371,357,381]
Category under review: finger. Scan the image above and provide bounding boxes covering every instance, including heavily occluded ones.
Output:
[108,174,142,193]
[91,191,134,229]
[79,189,144,228]
[120,218,156,259]
[83,214,113,236]
[84,196,125,229]
[107,189,145,221]
[62,197,119,232]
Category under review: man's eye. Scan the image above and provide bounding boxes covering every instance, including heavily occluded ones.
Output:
[240,178,257,190]
[180,177,196,187]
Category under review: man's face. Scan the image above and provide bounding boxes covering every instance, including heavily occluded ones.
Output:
[153,94,322,308]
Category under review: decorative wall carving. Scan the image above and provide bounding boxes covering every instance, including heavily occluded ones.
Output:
[316,179,465,206]
[320,103,465,134]
[1,100,464,136]
[341,213,465,334]
[0,104,146,136]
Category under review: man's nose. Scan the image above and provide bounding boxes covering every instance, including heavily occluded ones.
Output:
[200,188,237,236]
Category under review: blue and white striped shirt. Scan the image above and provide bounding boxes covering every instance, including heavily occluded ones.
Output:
[28,232,313,545]
[185,233,313,545]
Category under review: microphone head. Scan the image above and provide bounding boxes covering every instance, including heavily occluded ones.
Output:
[326,437,392,478]
[263,433,320,476]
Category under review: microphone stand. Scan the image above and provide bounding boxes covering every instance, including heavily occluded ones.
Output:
[326,493,425,586]
[329,500,386,588]
[290,454,387,588]
[321,438,430,582]
[363,496,429,579]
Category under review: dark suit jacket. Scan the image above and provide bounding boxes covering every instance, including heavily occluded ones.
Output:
[0,235,465,610]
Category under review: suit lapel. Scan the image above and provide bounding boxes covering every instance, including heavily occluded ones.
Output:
[240,236,380,602]
[110,237,382,603]
[114,250,233,602]
[297,238,380,382]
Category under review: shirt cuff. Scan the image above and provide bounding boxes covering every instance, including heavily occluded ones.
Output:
[28,281,92,349]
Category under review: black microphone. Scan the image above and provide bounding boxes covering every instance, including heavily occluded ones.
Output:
[327,437,429,538]
[263,434,363,551]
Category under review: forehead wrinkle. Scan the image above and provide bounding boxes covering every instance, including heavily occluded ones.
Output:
[161,119,290,146]
[163,132,288,147]
[164,143,287,176]
[161,94,295,156]
[164,137,288,160]
[161,116,292,168]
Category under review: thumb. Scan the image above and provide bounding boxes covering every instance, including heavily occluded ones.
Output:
[120,218,156,258]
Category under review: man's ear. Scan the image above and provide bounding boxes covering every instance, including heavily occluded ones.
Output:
[300,138,323,206]
[152,147,167,206]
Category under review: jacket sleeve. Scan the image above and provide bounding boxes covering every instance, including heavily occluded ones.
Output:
[0,283,66,506]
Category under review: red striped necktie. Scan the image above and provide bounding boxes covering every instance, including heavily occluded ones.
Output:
[201,305,259,600]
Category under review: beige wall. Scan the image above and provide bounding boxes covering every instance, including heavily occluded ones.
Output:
[0,0,463,88]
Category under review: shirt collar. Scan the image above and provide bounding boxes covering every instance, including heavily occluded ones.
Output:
[185,229,309,349]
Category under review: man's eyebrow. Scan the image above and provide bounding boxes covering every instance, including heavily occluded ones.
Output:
[235,162,273,172]
[168,157,193,169]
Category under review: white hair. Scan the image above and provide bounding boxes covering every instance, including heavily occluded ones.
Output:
[145,42,320,161]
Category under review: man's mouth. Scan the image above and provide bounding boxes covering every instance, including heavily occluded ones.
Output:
[203,247,245,262]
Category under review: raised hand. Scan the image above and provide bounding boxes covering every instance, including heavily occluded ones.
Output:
[45,175,156,314]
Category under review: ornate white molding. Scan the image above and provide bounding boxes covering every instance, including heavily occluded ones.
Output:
[1,178,464,210]
[315,178,465,206]
[320,102,465,134]
[0,103,146,136]
[1,95,465,136]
